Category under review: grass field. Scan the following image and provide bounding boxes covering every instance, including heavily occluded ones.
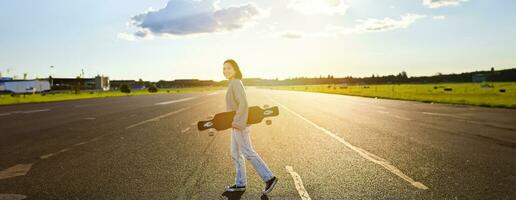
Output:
[265,82,516,108]
[0,87,224,106]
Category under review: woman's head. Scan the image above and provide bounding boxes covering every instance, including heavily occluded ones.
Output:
[223,59,243,80]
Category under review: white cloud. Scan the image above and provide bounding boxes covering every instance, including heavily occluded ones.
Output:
[275,14,426,39]
[126,0,266,38]
[279,31,304,39]
[117,33,136,41]
[433,15,446,20]
[423,0,468,8]
[288,0,349,15]
[345,14,426,33]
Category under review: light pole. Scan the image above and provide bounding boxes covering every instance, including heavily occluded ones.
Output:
[49,66,54,77]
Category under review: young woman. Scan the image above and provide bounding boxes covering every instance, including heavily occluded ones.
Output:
[223,59,278,194]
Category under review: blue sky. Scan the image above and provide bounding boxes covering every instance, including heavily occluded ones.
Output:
[0,0,515,81]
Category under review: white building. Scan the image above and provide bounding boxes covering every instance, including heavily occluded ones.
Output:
[0,79,51,94]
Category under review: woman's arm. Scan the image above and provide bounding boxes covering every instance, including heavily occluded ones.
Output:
[231,81,248,130]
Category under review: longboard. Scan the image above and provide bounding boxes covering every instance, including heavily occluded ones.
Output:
[198,105,279,131]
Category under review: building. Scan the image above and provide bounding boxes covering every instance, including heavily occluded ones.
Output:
[472,74,487,82]
[0,78,51,94]
[50,75,109,91]
[94,76,110,91]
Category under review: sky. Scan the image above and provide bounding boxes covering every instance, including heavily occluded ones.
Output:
[0,0,515,81]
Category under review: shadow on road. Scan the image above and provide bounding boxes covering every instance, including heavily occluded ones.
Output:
[221,191,244,200]
[220,191,270,200]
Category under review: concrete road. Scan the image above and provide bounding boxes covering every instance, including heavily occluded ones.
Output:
[0,88,515,199]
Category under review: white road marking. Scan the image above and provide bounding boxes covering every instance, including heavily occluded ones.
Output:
[394,115,412,121]
[89,136,103,142]
[0,164,33,180]
[155,97,196,105]
[0,194,27,200]
[271,98,429,190]
[285,166,312,200]
[206,91,221,96]
[59,148,71,153]
[181,127,191,133]
[16,109,51,114]
[74,141,89,146]
[40,153,56,160]
[1,109,51,116]
[126,106,192,129]
[83,117,96,120]
[74,104,89,108]
[40,148,72,160]
[422,112,463,119]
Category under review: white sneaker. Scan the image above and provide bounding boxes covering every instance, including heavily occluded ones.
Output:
[225,184,246,192]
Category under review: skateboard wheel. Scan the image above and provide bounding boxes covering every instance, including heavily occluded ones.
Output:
[209,129,215,136]
[266,120,272,125]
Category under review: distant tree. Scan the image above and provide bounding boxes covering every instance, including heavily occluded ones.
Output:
[120,84,131,93]
[400,71,408,79]
[23,73,27,80]
[147,84,158,93]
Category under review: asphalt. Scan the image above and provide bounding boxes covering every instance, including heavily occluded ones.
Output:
[0,88,515,199]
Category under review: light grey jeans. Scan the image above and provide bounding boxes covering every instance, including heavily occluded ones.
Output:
[231,127,274,186]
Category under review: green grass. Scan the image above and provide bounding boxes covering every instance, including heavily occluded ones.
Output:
[0,87,224,106]
[264,82,516,108]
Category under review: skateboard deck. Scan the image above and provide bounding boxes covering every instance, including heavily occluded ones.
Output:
[198,105,279,131]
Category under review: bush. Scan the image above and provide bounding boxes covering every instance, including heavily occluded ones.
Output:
[147,85,158,93]
[120,84,131,93]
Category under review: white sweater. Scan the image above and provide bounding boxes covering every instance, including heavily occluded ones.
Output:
[225,79,249,130]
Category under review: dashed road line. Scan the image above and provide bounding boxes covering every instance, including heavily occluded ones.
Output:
[422,112,463,119]
[74,104,90,108]
[58,148,71,153]
[88,136,104,142]
[74,141,89,146]
[155,97,196,105]
[394,115,412,121]
[0,109,51,116]
[0,193,27,200]
[40,153,57,160]
[286,166,312,200]
[206,91,222,96]
[126,106,192,129]
[271,98,429,190]
[0,164,33,180]
[16,109,51,114]
[181,127,191,133]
